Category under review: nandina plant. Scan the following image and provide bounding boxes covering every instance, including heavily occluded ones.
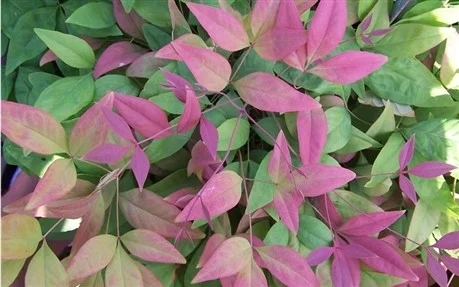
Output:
[1,0,459,286]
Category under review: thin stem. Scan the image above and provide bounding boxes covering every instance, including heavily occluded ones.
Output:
[230,46,253,82]
[76,158,111,173]
[355,171,398,179]
[239,151,253,246]
[116,177,120,238]
[105,203,113,234]
[42,218,65,239]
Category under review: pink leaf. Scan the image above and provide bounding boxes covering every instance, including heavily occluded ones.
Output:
[407,162,456,178]
[162,69,192,102]
[178,90,201,133]
[134,261,163,287]
[268,131,291,184]
[276,0,303,29]
[193,237,252,283]
[370,28,392,37]
[200,117,219,159]
[175,170,242,222]
[170,43,231,92]
[361,14,373,32]
[187,141,221,178]
[164,188,196,209]
[306,246,334,266]
[255,245,320,287]
[399,175,417,203]
[427,252,448,287]
[338,211,405,236]
[273,190,303,234]
[433,231,459,250]
[308,51,388,84]
[94,41,147,78]
[234,259,268,287]
[307,0,347,63]
[39,50,58,66]
[131,146,149,192]
[84,143,132,164]
[313,195,343,228]
[251,0,281,38]
[233,72,321,113]
[114,93,171,139]
[126,52,169,79]
[283,45,307,71]
[155,34,207,61]
[197,233,226,268]
[187,2,249,52]
[112,0,145,40]
[101,107,136,142]
[440,255,459,276]
[297,109,327,165]
[399,136,415,171]
[331,250,361,287]
[338,243,376,259]
[254,28,307,61]
[295,0,318,14]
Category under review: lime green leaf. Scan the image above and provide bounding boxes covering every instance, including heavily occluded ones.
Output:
[361,270,405,287]
[248,152,277,213]
[1,259,26,286]
[95,75,140,101]
[324,107,352,153]
[330,190,383,221]
[265,222,290,246]
[365,105,395,141]
[297,215,332,250]
[405,200,441,252]
[1,214,42,260]
[336,126,382,154]
[66,2,115,29]
[397,7,459,26]
[217,118,250,151]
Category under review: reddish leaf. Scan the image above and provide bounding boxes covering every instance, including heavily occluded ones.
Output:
[155,34,207,61]
[407,162,456,178]
[101,107,136,142]
[112,0,145,40]
[234,259,268,287]
[164,188,196,209]
[162,69,191,102]
[200,117,219,159]
[1,101,68,155]
[399,175,417,203]
[197,233,226,268]
[233,72,321,113]
[433,231,459,250]
[39,50,58,66]
[193,237,252,283]
[126,52,169,79]
[338,243,378,259]
[297,108,327,165]
[84,143,132,164]
[131,146,150,192]
[399,136,415,171]
[440,255,459,276]
[114,93,171,139]
[187,2,249,52]
[273,190,303,234]
[338,211,405,236]
[175,170,242,222]
[178,90,201,133]
[308,51,388,84]
[427,252,448,287]
[94,41,146,78]
[268,131,291,184]
[314,195,343,228]
[254,28,307,61]
[331,250,361,287]
[306,246,334,266]
[256,245,319,287]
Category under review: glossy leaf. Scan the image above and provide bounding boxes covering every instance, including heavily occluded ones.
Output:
[131,146,150,192]
[197,233,226,268]
[1,214,42,260]
[101,107,136,142]
[94,41,146,78]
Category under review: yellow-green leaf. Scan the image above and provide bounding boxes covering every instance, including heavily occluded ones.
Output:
[1,214,42,260]
[105,244,143,286]
[1,259,26,286]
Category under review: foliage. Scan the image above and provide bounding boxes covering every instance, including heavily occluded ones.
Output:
[1,0,459,286]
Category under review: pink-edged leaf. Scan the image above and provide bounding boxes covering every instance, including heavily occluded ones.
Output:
[349,236,419,281]
[175,170,242,222]
[200,117,219,159]
[234,259,268,287]
[1,101,68,155]
[70,92,114,156]
[427,252,448,287]
[273,190,303,234]
[370,28,392,37]
[193,237,252,283]
[283,45,307,71]
[254,28,307,61]
[197,233,226,268]
[162,69,191,102]
[255,245,320,287]
[297,109,327,165]
[171,43,231,92]
[399,136,415,171]
[39,50,58,66]
[164,187,196,209]
[233,72,321,113]
[131,146,150,192]
[338,211,405,236]
[268,131,291,184]
[120,229,186,264]
[26,158,77,210]
[84,143,132,164]
[308,51,388,84]
[361,14,373,32]
[112,0,145,40]
[134,261,163,287]
[187,2,249,52]
[306,246,334,266]
[331,250,361,287]
[407,162,456,178]
[155,34,207,61]
[187,141,221,178]
[126,52,169,79]
[440,255,459,276]
[399,175,417,203]
[362,36,373,46]
[114,93,171,139]
[101,107,136,142]
[251,0,281,38]
[291,164,356,197]
[178,90,201,133]
[307,0,347,63]
[433,232,459,250]
[94,41,147,78]
[338,243,376,259]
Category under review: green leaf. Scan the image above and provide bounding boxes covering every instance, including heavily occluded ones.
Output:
[133,0,171,27]
[105,244,143,286]
[365,105,395,141]
[264,222,290,246]
[397,7,459,26]
[405,200,441,252]
[297,215,332,250]
[329,190,383,221]
[14,66,40,105]
[217,118,250,151]
[95,75,139,101]
[361,270,405,287]
[247,152,277,213]
[1,259,26,286]
[66,2,115,29]
[29,72,61,102]
[34,29,95,69]
[1,214,42,260]
[254,116,282,146]
[143,23,171,50]
[358,0,377,19]
[25,240,68,287]
[336,126,382,154]
[149,169,201,198]
[1,0,51,38]
[149,92,184,114]
[324,107,352,153]
[34,73,95,122]
[366,57,453,107]
[121,0,136,13]
[1,68,15,100]
[5,7,56,74]
[232,49,275,81]
[356,0,389,47]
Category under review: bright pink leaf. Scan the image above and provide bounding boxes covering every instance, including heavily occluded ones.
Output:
[126,52,169,79]
[175,170,242,222]
[399,175,417,203]
[112,0,145,40]
[338,243,376,259]
[187,141,221,178]
[200,117,219,159]
[440,255,459,276]
[39,50,58,66]
[233,72,321,113]
[268,131,291,184]
[433,232,459,250]
[114,93,171,139]
[94,41,147,78]
[407,162,456,178]
[427,252,448,287]
[197,233,226,268]
[295,0,318,14]
[331,250,361,287]
[399,136,415,171]
[255,245,320,287]
[273,190,303,234]
[306,246,334,266]
[84,143,132,164]
[162,69,192,102]
[251,0,281,38]
[308,51,388,84]
[193,237,252,283]
[313,195,343,228]
[178,90,201,133]
[101,107,136,142]
[297,109,327,165]
[283,45,307,71]
[338,211,405,236]
[234,259,268,287]
[164,188,196,209]
[155,34,207,61]
[131,146,150,192]
[187,2,249,52]
[254,28,307,61]
[307,0,347,63]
